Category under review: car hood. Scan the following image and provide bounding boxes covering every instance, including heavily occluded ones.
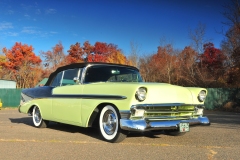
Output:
[137,83,196,104]
[82,82,206,105]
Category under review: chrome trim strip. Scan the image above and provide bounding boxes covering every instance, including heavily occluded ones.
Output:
[52,94,127,100]
[120,116,210,131]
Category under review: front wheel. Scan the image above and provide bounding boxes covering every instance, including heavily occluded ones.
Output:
[99,105,127,143]
[32,106,48,128]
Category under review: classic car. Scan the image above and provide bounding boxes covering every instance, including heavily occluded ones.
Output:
[18,62,210,143]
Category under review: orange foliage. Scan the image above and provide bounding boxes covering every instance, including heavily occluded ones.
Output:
[149,44,177,83]
[67,41,130,64]
[41,42,66,69]
[2,42,41,71]
[1,42,42,88]
[87,42,108,62]
[107,50,129,65]
[67,42,84,63]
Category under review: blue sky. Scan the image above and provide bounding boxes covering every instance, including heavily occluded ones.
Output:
[0,0,230,57]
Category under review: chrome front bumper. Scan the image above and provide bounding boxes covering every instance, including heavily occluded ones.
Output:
[120,116,210,132]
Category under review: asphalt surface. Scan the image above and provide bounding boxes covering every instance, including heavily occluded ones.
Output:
[0,108,239,160]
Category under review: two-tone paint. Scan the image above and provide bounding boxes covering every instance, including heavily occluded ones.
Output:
[18,62,210,142]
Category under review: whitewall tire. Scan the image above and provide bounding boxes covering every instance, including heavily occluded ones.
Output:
[32,106,48,128]
[99,105,127,143]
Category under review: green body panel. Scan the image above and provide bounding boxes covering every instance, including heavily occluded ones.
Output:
[20,98,52,119]
[19,82,206,127]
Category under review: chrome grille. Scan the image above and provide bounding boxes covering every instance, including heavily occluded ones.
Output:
[145,106,194,119]
[131,104,202,120]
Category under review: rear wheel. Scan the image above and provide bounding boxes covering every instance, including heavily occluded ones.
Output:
[99,105,127,143]
[32,106,48,128]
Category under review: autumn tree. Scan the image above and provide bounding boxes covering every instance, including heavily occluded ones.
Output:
[189,23,209,54]
[177,46,199,86]
[67,41,130,64]
[152,44,177,83]
[128,41,141,67]
[139,44,178,84]
[221,0,240,86]
[105,43,130,65]
[82,41,94,58]
[201,43,225,71]
[41,42,66,77]
[1,42,42,88]
[0,54,12,80]
[86,42,107,62]
[139,54,153,82]
[177,45,225,87]
[41,42,66,70]
[67,42,84,63]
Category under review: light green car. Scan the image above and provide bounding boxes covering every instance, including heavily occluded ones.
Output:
[18,63,210,143]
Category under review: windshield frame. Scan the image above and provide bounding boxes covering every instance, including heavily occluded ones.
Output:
[83,64,143,84]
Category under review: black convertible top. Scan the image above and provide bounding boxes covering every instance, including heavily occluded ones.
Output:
[45,62,139,86]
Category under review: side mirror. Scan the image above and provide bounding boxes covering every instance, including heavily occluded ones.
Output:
[73,77,79,83]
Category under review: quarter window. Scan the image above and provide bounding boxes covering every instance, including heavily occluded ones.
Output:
[51,68,81,87]
[51,71,63,87]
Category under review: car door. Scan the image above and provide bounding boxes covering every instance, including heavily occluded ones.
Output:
[51,68,84,125]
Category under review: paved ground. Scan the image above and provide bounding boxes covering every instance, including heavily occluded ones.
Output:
[0,108,239,160]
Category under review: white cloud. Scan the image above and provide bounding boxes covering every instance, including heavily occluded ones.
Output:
[21,4,34,11]
[24,14,30,18]
[35,9,41,15]
[0,22,13,30]
[7,10,14,15]
[21,27,38,34]
[7,32,18,36]
[49,31,58,34]
[45,8,57,14]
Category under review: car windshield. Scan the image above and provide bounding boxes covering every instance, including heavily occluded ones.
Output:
[84,65,143,83]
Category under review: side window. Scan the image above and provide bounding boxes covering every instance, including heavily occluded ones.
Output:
[61,68,80,86]
[51,71,63,87]
[51,68,81,87]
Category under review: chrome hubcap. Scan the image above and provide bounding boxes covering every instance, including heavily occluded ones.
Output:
[102,110,117,135]
[34,107,41,123]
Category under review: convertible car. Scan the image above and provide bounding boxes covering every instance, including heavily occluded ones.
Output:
[19,63,210,142]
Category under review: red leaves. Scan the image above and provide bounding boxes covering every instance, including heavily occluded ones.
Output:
[1,42,42,88]
[2,42,41,71]
[67,42,84,63]
[41,42,66,69]
[200,42,225,70]
[67,41,126,63]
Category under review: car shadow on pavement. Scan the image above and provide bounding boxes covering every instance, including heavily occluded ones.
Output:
[128,131,165,139]
[9,117,33,126]
[9,117,103,140]
[48,123,103,139]
[46,123,165,140]
[9,117,165,141]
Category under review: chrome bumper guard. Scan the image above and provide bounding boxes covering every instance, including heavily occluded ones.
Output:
[120,116,210,132]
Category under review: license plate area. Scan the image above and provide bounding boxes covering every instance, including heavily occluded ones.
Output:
[179,122,189,132]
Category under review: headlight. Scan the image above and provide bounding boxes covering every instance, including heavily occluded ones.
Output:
[135,87,147,101]
[198,90,206,102]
